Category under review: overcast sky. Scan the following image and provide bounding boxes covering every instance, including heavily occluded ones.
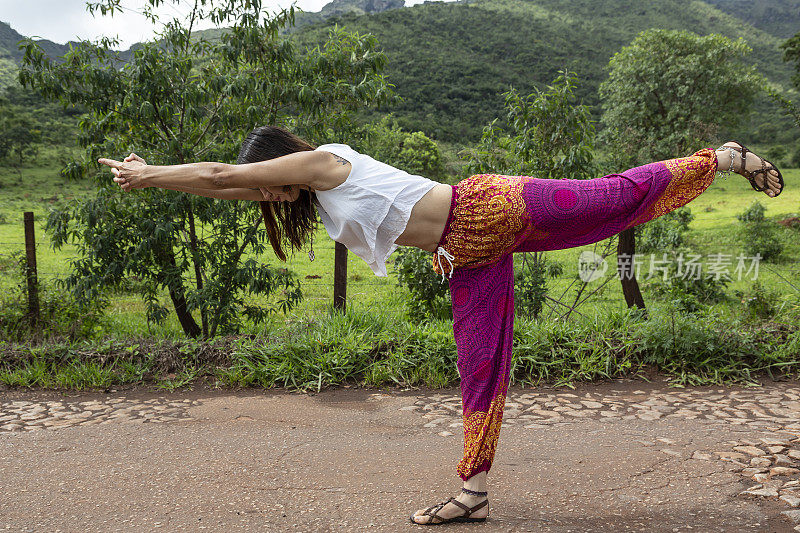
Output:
[0,0,431,50]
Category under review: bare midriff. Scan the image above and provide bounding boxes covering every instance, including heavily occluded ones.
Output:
[394,183,453,253]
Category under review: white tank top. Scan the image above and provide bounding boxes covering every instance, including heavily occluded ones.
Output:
[312,144,439,277]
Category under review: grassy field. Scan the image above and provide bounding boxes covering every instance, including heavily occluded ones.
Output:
[1,154,799,339]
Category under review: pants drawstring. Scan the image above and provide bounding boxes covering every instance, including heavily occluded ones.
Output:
[435,246,455,283]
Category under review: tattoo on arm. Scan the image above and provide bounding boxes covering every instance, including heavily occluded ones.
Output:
[333,154,350,166]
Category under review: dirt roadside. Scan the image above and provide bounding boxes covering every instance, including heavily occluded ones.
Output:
[1,377,799,532]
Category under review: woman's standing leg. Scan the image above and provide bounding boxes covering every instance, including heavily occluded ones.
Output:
[411,254,514,524]
[449,254,515,481]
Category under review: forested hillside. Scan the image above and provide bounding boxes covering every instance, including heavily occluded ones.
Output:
[296,0,800,144]
[2,0,799,148]
[704,0,800,38]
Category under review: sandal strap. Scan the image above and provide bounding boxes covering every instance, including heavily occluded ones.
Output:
[720,141,770,192]
[421,497,453,521]
[415,495,490,525]
[448,499,472,513]
[446,497,489,518]
[467,498,489,514]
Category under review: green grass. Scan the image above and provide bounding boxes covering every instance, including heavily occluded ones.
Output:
[2,304,798,391]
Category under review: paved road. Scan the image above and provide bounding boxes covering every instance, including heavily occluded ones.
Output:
[1,377,799,532]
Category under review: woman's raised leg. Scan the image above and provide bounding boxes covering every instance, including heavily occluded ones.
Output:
[515,148,720,253]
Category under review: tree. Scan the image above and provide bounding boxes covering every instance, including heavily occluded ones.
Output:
[599,29,761,311]
[350,116,446,181]
[19,0,393,337]
[769,31,800,164]
[465,70,596,181]
[464,71,600,319]
[0,96,41,164]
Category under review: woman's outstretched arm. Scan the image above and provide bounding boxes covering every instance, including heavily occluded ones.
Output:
[157,184,265,201]
[98,150,339,192]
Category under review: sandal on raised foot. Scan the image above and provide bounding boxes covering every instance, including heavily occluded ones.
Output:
[719,141,785,197]
[410,488,489,525]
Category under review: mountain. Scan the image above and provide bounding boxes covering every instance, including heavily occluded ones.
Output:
[704,0,800,39]
[295,0,800,143]
[0,0,403,88]
[0,20,75,63]
[2,0,799,147]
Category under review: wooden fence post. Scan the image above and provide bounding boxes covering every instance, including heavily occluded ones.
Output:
[23,211,40,325]
[333,241,347,310]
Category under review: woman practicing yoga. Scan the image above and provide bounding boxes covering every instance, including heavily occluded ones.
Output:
[99,126,784,526]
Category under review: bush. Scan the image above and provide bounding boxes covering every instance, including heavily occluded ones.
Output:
[735,281,778,320]
[648,249,730,313]
[636,207,694,253]
[350,117,447,181]
[393,247,451,320]
[515,254,563,319]
[0,279,106,343]
[736,200,767,223]
[631,309,765,386]
[736,201,784,262]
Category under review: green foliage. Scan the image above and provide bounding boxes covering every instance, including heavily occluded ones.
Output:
[465,70,597,179]
[295,0,796,146]
[515,254,562,319]
[347,117,447,181]
[703,0,800,42]
[600,29,761,166]
[736,200,768,222]
[0,266,106,343]
[735,281,779,320]
[393,247,451,320]
[632,309,767,386]
[738,221,784,262]
[647,249,731,314]
[736,200,784,261]
[1,305,798,391]
[783,30,800,88]
[769,31,800,151]
[19,1,392,337]
[0,94,41,164]
[635,207,694,253]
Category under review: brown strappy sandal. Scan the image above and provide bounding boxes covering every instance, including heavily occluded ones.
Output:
[410,488,489,525]
[719,141,785,197]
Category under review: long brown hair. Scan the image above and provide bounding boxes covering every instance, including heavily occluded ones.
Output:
[236,126,317,261]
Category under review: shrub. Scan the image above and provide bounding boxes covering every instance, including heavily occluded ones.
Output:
[636,207,694,253]
[736,200,767,223]
[648,249,730,313]
[515,254,563,319]
[736,201,783,262]
[0,279,106,343]
[631,309,765,386]
[351,117,447,181]
[735,281,778,320]
[393,247,451,320]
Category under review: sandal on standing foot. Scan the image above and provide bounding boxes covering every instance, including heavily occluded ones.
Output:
[410,488,489,525]
[718,141,785,197]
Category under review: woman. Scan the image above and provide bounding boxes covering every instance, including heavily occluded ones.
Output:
[99,126,784,526]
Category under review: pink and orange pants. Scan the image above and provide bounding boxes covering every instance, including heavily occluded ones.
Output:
[432,149,719,480]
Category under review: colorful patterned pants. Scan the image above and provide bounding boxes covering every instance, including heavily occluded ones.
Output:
[433,149,719,480]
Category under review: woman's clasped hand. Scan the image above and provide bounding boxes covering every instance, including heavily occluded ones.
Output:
[98,153,149,191]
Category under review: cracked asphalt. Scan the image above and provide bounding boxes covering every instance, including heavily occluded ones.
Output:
[1,377,799,532]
